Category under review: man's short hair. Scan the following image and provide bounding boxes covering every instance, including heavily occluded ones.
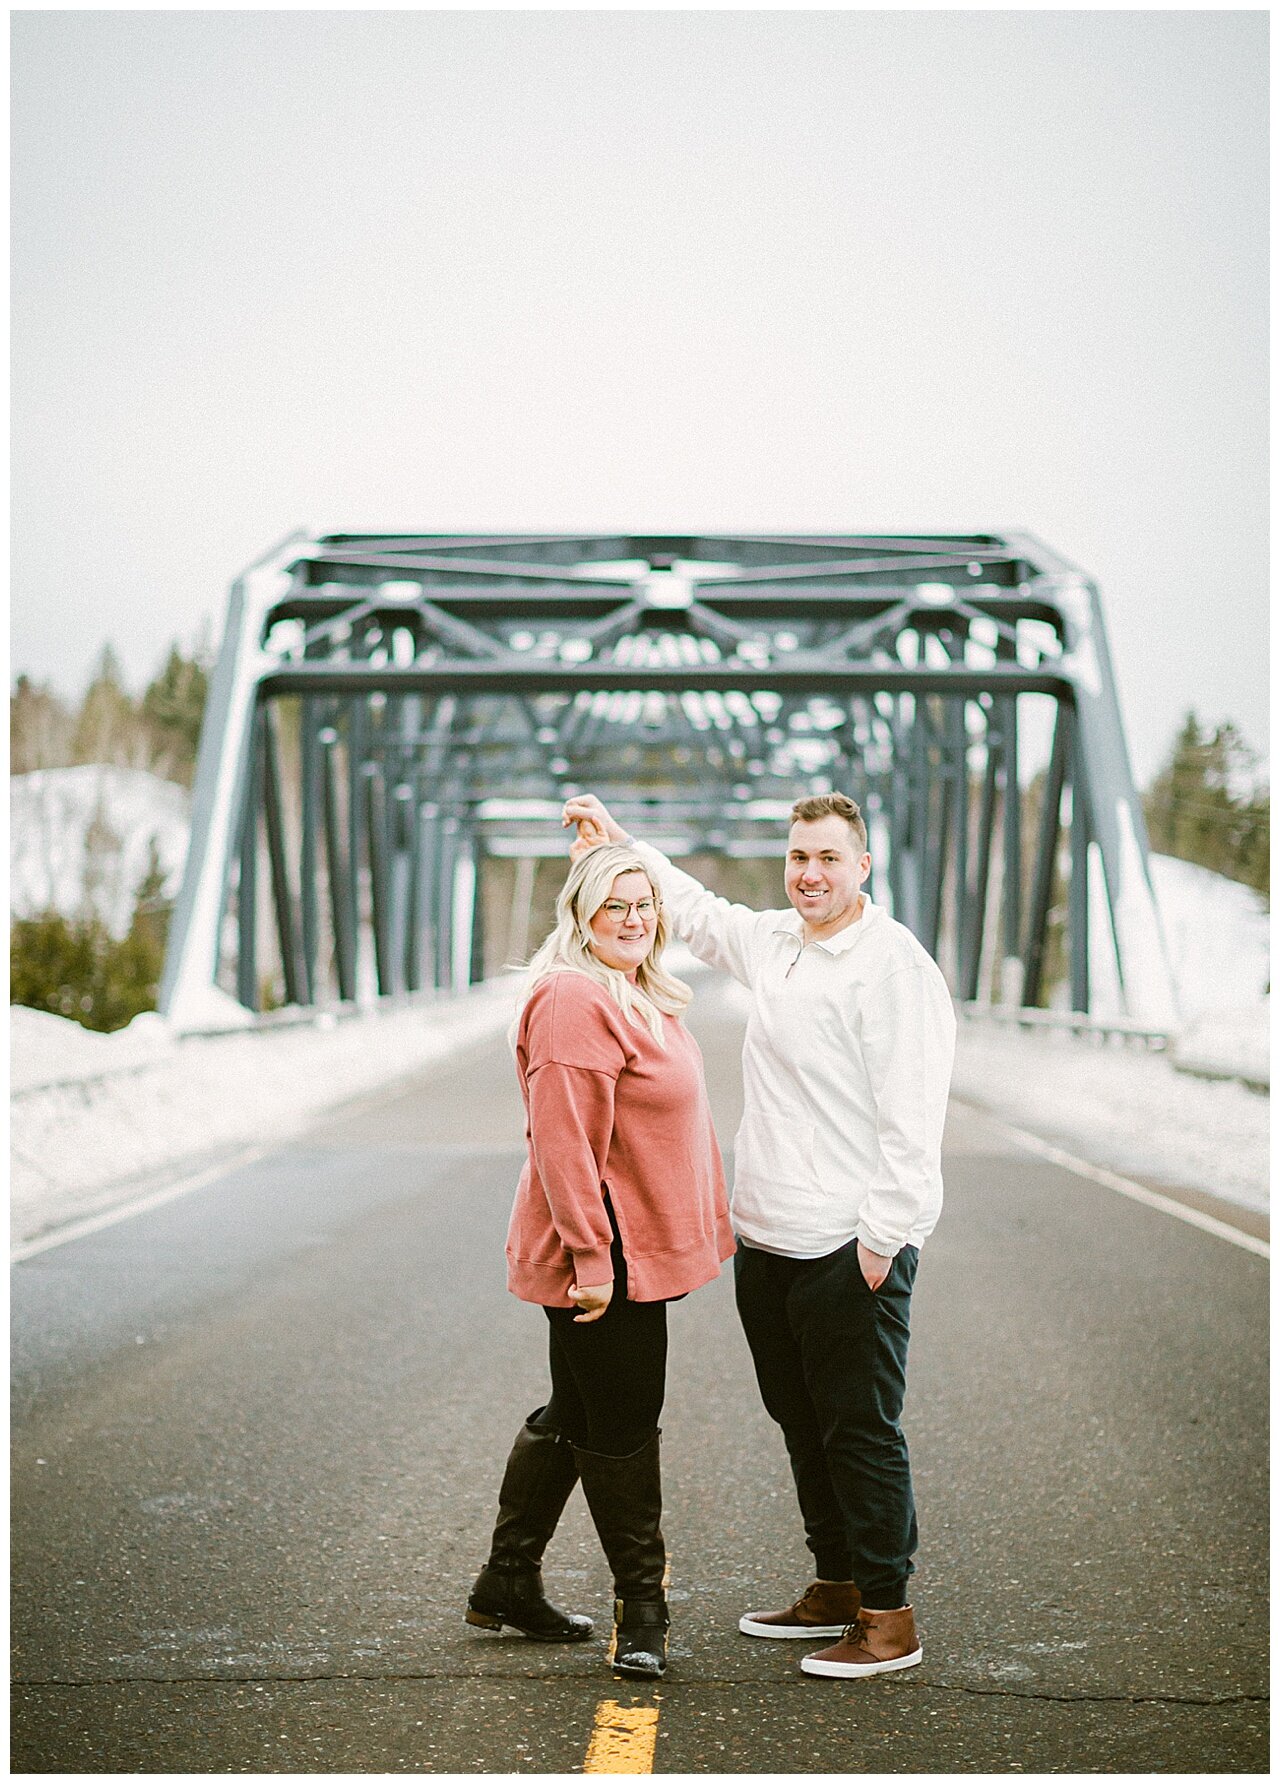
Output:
[790,792,868,853]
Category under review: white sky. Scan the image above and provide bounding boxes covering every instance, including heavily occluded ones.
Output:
[10,7,1268,787]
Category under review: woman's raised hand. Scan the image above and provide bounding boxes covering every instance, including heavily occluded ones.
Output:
[568,814,610,862]
[563,794,627,848]
[568,1280,614,1324]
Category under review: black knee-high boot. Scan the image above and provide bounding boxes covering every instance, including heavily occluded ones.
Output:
[572,1430,669,1677]
[467,1412,593,1641]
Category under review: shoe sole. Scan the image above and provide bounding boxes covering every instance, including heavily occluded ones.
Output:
[611,1659,667,1678]
[465,1609,593,1642]
[739,1615,846,1639]
[800,1647,923,1678]
[608,1625,668,1677]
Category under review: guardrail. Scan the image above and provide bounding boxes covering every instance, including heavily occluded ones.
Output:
[958,1002,1171,1050]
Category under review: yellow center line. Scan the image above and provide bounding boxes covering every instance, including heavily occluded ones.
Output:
[583,1695,661,1774]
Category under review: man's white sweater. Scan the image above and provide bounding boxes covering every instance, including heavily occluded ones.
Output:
[634,843,957,1259]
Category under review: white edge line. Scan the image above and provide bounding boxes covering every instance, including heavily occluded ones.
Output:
[964,1107,1270,1260]
[10,1146,272,1264]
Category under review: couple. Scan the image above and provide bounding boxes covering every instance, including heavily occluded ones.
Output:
[465,790,956,1682]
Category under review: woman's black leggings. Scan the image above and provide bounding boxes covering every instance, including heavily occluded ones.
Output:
[537,1219,668,1458]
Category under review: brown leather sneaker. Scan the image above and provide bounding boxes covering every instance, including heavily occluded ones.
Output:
[739,1580,862,1639]
[800,1606,922,1677]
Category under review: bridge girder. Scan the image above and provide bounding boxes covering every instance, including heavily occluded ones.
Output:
[160,531,1176,1029]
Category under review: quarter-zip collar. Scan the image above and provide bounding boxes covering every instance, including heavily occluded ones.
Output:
[771,893,883,957]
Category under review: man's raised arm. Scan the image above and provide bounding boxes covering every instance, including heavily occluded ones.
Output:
[561,794,773,986]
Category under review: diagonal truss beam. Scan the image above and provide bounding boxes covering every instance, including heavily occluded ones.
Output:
[161,530,1176,1030]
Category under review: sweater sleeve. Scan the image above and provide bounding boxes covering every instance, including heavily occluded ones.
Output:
[631,840,776,986]
[522,975,628,1284]
[525,1063,618,1284]
[855,964,957,1257]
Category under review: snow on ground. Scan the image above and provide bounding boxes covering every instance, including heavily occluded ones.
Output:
[10,978,522,1249]
[1149,852,1269,1021]
[950,1018,1269,1216]
[10,766,190,936]
[9,1005,180,1092]
[1171,1005,1270,1090]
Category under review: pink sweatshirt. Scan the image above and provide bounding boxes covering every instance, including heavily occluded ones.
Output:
[505,970,735,1307]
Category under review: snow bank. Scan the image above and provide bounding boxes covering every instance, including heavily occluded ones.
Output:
[1145,854,1269,1088]
[9,1005,177,1094]
[1149,853,1269,1020]
[951,1017,1268,1216]
[10,978,521,1249]
[10,766,190,937]
[1172,1004,1270,1092]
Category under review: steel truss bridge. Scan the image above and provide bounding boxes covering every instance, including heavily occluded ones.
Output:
[159,532,1176,1030]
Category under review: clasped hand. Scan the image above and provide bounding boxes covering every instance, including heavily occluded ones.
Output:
[563,794,624,861]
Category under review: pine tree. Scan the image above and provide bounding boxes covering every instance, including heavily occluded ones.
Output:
[10,840,174,1033]
[1144,711,1269,898]
[141,644,209,785]
[70,646,148,770]
[9,911,106,1024]
[10,675,75,773]
[103,838,173,1027]
[81,791,124,927]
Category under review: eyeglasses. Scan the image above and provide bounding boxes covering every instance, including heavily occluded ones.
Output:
[598,898,658,921]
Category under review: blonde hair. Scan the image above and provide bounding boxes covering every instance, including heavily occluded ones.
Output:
[518,842,691,1044]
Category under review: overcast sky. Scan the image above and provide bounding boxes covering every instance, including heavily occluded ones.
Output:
[10,7,1268,786]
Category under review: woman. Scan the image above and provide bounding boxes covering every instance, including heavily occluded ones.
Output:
[466,841,735,1678]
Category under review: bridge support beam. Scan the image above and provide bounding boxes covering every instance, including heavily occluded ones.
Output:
[160,531,1176,1029]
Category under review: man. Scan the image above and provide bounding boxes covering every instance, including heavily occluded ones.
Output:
[562,791,955,1680]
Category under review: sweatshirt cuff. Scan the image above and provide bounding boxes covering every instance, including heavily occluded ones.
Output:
[855,1222,904,1260]
[570,1243,615,1285]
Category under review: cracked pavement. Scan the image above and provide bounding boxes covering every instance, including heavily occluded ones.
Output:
[11,975,1268,1772]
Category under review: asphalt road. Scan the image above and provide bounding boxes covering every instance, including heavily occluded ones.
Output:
[11,976,1269,1774]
